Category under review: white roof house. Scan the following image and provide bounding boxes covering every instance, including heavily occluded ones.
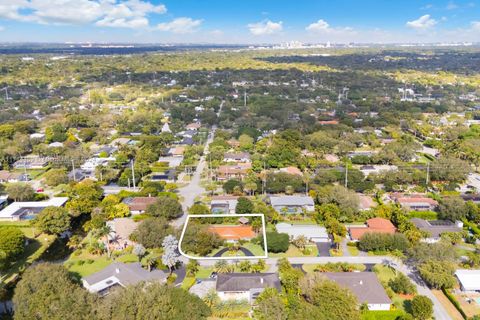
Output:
[275,223,329,242]
[455,270,480,292]
[0,197,69,221]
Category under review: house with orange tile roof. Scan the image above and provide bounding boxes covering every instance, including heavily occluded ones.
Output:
[348,218,396,241]
[391,194,438,211]
[208,225,256,241]
[216,163,252,181]
[277,166,303,176]
[122,197,157,214]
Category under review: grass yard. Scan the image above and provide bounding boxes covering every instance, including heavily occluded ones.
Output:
[268,244,318,258]
[347,245,360,256]
[196,266,214,279]
[65,251,113,278]
[373,264,410,311]
[1,231,56,284]
[242,242,267,256]
[361,310,406,320]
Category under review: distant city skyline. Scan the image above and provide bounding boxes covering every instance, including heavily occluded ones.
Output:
[0,0,479,44]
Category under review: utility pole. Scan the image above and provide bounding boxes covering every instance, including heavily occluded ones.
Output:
[263,160,267,195]
[71,159,76,182]
[131,160,136,191]
[344,160,348,188]
[426,162,430,186]
[244,90,247,108]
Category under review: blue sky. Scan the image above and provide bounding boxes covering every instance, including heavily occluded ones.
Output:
[0,0,479,43]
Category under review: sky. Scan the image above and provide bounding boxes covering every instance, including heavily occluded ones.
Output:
[0,0,479,44]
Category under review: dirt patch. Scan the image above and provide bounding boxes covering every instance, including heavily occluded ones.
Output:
[398,293,415,300]
[454,291,480,318]
[431,290,464,320]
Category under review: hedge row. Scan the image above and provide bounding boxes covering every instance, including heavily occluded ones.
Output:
[442,287,467,320]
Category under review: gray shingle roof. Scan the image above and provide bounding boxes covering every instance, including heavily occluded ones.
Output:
[82,262,167,287]
[410,218,462,238]
[324,272,392,305]
[216,273,281,292]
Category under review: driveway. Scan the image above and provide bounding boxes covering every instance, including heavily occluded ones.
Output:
[212,247,254,257]
[315,242,331,257]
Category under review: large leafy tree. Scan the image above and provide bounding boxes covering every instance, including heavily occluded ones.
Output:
[43,168,68,187]
[235,197,254,214]
[130,218,174,249]
[418,260,456,289]
[97,283,211,320]
[6,183,35,202]
[0,227,25,260]
[13,263,95,320]
[410,295,433,320]
[66,179,103,217]
[146,196,183,220]
[438,196,468,222]
[34,206,71,235]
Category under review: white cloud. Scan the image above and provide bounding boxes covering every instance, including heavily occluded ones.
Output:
[248,20,282,35]
[446,1,459,10]
[209,29,224,36]
[157,17,202,34]
[472,21,480,31]
[306,19,330,32]
[0,26,4,31]
[406,14,437,30]
[0,0,166,28]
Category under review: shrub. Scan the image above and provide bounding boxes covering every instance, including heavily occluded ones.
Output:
[265,231,289,253]
[388,273,417,295]
[358,232,409,253]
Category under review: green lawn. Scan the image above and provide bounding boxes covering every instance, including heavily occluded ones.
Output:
[196,266,214,279]
[347,246,360,256]
[268,244,318,258]
[242,242,267,256]
[373,264,409,311]
[361,310,406,320]
[65,251,113,278]
[0,225,56,284]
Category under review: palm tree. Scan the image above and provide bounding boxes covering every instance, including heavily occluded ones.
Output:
[214,260,230,273]
[186,260,199,277]
[67,235,83,251]
[238,260,251,272]
[95,225,113,258]
[144,255,157,272]
[203,289,219,308]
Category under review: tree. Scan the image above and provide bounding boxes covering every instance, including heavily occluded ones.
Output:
[418,260,456,289]
[146,196,183,220]
[438,197,468,222]
[265,231,289,253]
[182,224,224,256]
[236,197,254,214]
[6,183,35,201]
[238,260,252,272]
[97,283,211,320]
[358,233,409,253]
[188,203,210,215]
[408,242,458,264]
[34,206,71,235]
[0,227,25,260]
[410,295,433,320]
[223,179,243,194]
[254,288,287,320]
[291,235,308,251]
[238,134,254,151]
[388,273,417,295]
[162,235,181,274]
[66,179,103,217]
[316,185,360,221]
[300,273,360,320]
[130,218,173,249]
[43,168,68,186]
[430,156,470,182]
[13,263,94,320]
[186,260,199,277]
[214,260,234,273]
[133,244,146,259]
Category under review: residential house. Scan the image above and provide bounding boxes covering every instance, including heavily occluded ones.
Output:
[359,165,397,177]
[358,194,376,211]
[207,225,256,242]
[217,163,251,181]
[167,146,185,157]
[269,195,315,214]
[148,169,176,183]
[157,156,184,168]
[349,218,396,241]
[13,157,50,169]
[393,195,438,211]
[82,262,167,296]
[122,197,158,214]
[410,218,463,243]
[276,223,329,242]
[223,152,251,163]
[210,195,239,214]
[277,166,303,176]
[0,171,28,183]
[324,272,392,311]
[68,169,94,182]
[455,269,480,292]
[186,122,201,131]
[215,273,281,303]
[0,197,69,221]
